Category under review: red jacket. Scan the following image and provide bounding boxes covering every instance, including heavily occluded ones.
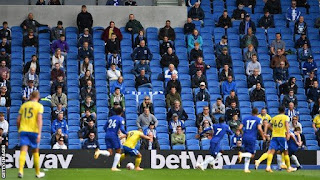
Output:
[102,26,123,42]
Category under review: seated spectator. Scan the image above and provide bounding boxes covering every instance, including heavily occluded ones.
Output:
[258,9,275,29]
[312,113,320,146]
[187,29,203,53]
[264,0,281,14]
[51,112,68,136]
[286,1,301,27]
[51,35,69,56]
[190,56,210,76]
[225,101,241,121]
[250,83,265,102]
[143,121,156,137]
[0,49,10,66]
[0,86,10,107]
[286,102,299,121]
[158,20,175,41]
[0,22,11,40]
[0,113,8,135]
[167,100,188,121]
[184,17,195,35]
[231,4,247,21]
[52,136,67,150]
[0,128,7,147]
[140,131,160,150]
[81,80,96,101]
[217,47,232,69]
[248,68,263,89]
[110,76,125,94]
[131,40,153,62]
[48,0,61,5]
[0,37,11,54]
[51,103,66,120]
[270,33,285,56]
[171,126,185,145]
[139,95,154,115]
[108,51,122,69]
[82,132,99,149]
[51,21,65,41]
[294,16,307,35]
[131,60,150,77]
[270,49,289,69]
[236,0,256,8]
[160,48,179,68]
[195,82,210,102]
[305,71,317,93]
[78,120,97,140]
[166,73,181,95]
[23,29,38,47]
[136,108,158,128]
[196,106,215,128]
[78,42,93,60]
[230,129,242,147]
[169,113,185,134]
[280,77,297,95]
[51,86,67,108]
[80,96,97,118]
[107,63,121,82]
[212,98,226,115]
[188,2,205,23]
[231,140,244,151]
[110,87,125,110]
[241,29,258,49]
[239,14,256,35]
[125,0,137,5]
[164,64,178,81]
[273,61,289,85]
[217,10,232,29]
[257,108,272,122]
[307,81,320,103]
[125,14,143,34]
[24,55,40,75]
[20,13,47,34]
[295,32,311,49]
[302,56,317,76]
[282,89,298,108]
[23,67,39,87]
[102,21,123,43]
[135,69,152,89]
[222,75,237,96]
[166,87,181,108]
[228,114,241,133]
[78,28,93,47]
[189,42,203,62]
[105,33,120,54]
[243,44,256,63]
[298,43,312,62]
[22,80,37,102]
[0,73,10,93]
[80,109,94,128]
[198,119,213,140]
[77,5,93,33]
[216,35,228,56]
[80,70,94,89]
[134,30,147,48]
[225,90,240,108]
[0,60,9,80]
[80,57,94,75]
[50,127,68,146]
[52,48,64,69]
[246,54,261,76]
[160,36,173,56]
[191,69,207,88]
[36,0,46,5]
[219,64,233,82]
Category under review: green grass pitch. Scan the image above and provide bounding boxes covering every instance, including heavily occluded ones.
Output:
[5,169,320,180]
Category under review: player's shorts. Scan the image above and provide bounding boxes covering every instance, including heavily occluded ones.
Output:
[19,131,39,149]
[105,136,121,150]
[123,145,140,156]
[288,143,299,156]
[209,142,220,157]
[242,138,256,154]
[269,137,288,151]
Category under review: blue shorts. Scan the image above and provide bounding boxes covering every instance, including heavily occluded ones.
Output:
[209,142,220,157]
[269,137,288,151]
[20,132,39,149]
[105,136,121,150]
[242,138,256,154]
[123,146,140,156]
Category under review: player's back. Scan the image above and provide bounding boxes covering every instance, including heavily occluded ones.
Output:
[18,101,44,133]
[123,130,142,149]
[271,114,289,138]
[211,123,232,143]
[104,115,125,137]
[242,115,261,140]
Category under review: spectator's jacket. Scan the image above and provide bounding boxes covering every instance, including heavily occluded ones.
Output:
[307,87,320,102]
[219,69,233,82]
[264,0,281,14]
[229,120,241,134]
[81,87,96,101]
[51,26,65,41]
[0,42,11,54]
[217,15,232,28]
[158,26,176,41]
[302,61,317,75]
[225,96,239,108]
[78,126,97,139]
[184,22,195,34]
[188,6,205,20]
[295,37,311,48]
[250,88,265,102]
[80,76,94,88]
[131,46,153,61]
[51,93,67,107]
[108,55,122,68]
[298,48,312,61]
[80,101,96,114]
[110,93,125,108]
[140,138,160,150]
[305,77,317,92]
[187,34,203,52]
[78,34,93,47]
[246,61,261,76]
[106,39,120,54]
[166,92,181,108]
[0,93,10,107]
[51,40,69,53]
[195,89,210,102]
[125,19,143,34]
[273,67,289,81]
[160,53,179,68]
[166,79,181,94]
[0,27,11,40]
[20,18,46,32]
[51,119,69,134]
[247,74,264,88]
[189,48,203,61]
[23,35,38,47]
[0,120,8,134]
[241,34,259,49]
[110,81,126,94]
[239,20,256,34]
[24,61,40,74]
[196,113,215,128]
[160,41,173,56]
[78,47,93,60]
[286,7,301,21]
[294,21,307,35]
[134,35,147,48]
[222,81,237,95]
[167,107,188,121]
[270,55,289,68]
[107,69,121,81]
[236,0,256,7]
[215,42,229,56]
[131,62,151,76]
[135,75,151,88]
[212,103,226,115]
[102,26,123,42]
[231,8,247,20]
[191,74,207,88]
[169,120,185,133]
[23,73,39,87]
[77,12,93,29]
[136,113,158,128]
[139,102,154,114]
[225,108,241,121]
[258,15,275,28]
[189,62,208,76]
[282,95,298,107]
[171,133,185,145]
[82,138,99,149]
[217,53,232,69]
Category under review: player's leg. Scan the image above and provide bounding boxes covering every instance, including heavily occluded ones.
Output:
[111,148,122,171]
[18,145,28,178]
[196,142,216,170]
[30,132,45,178]
[290,153,301,169]
[255,150,270,170]
[280,139,296,172]
[94,138,112,159]
[241,140,255,173]
[134,152,143,171]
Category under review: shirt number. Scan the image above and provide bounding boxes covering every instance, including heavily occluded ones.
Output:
[108,120,117,129]
[246,120,255,130]
[273,120,284,128]
[215,128,222,135]
[24,108,33,119]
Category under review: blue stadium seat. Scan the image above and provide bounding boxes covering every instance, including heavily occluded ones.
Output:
[172,145,186,150]
[160,145,171,150]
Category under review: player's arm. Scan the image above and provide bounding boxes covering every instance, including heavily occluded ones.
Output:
[238,123,243,130]
[17,114,21,129]
[199,126,213,136]
[293,132,302,146]
[140,134,152,141]
[37,113,43,143]
[264,122,271,134]
[120,123,127,135]
[285,119,290,140]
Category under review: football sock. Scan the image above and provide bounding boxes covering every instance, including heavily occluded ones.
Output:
[290,155,300,167]
[241,152,252,158]
[135,156,142,168]
[244,157,250,171]
[120,153,126,162]
[19,151,27,174]
[266,153,273,169]
[276,154,282,168]
[112,153,121,168]
[99,150,110,156]
[258,153,269,162]
[33,152,40,175]
[284,155,291,168]
[202,156,214,169]
[281,153,285,165]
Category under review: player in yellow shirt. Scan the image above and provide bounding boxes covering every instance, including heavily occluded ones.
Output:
[17,91,45,178]
[255,106,296,173]
[313,112,320,132]
[258,108,272,122]
[119,129,151,171]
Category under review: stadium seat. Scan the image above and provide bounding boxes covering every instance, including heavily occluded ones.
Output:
[172,145,186,150]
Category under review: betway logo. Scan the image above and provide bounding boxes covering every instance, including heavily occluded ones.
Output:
[151,150,238,169]
[2,151,73,169]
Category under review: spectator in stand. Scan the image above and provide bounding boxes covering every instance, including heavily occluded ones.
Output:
[139,95,154,115]
[169,114,185,134]
[230,129,242,147]
[131,40,153,62]
[187,29,203,53]
[195,82,210,102]
[160,48,179,68]
[81,80,96,102]
[52,48,64,69]
[51,35,69,56]
[286,1,301,27]
[297,0,310,14]
[80,109,94,128]
[125,0,137,6]
[282,89,298,108]
[36,0,46,5]
[23,67,39,87]
[270,49,289,69]
[0,38,11,54]
[189,56,210,76]
[102,21,122,43]
[136,108,158,128]
[196,106,215,128]
[131,60,150,77]
[51,63,65,81]
[225,90,239,108]
[77,5,93,33]
[307,81,320,103]
[110,87,125,110]
[48,0,61,5]
[270,33,285,56]
[160,36,174,57]
[216,35,228,56]
[241,29,258,49]
[108,102,125,118]
[164,64,178,81]
[51,103,66,120]
[78,42,94,60]
[264,0,281,14]
[247,68,263,89]
[305,71,317,93]
[222,75,237,96]
[105,33,120,54]
[273,61,289,85]
[51,112,68,136]
[23,29,38,47]
[198,119,213,140]
[125,14,143,34]
[0,113,8,134]
[140,131,160,150]
[0,72,10,93]
[250,83,265,102]
[167,100,188,121]
[217,47,232,69]
[192,69,207,88]
[107,63,121,82]
[20,13,47,34]
[78,120,97,140]
[243,44,256,63]
[225,101,241,122]
[134,30,147,48]
[22,80,37,102]
[298,43,312,62]
[279,77,297,95]
[295,32,310,49]
[0,22,11,40]
[106,0,122,6]
[212,98,226,115]
[24,55,40,75]
[294,16,307,35]
[80,57,93,75]
[52,136,67,150]
[219,64,233,82]
[0,86,10,107]
[312,112,320,146]
[236,0,256,8]
[258,9,275,29]
[188,2,205,23]
[135,69,152,89]
[108,51,122,69]
[246,54,261,76]
[0,49,9,67]
[110,76,125,94]
[159,20,175,41]
[0,60,9,80]
[239,14,256,35]
[302,56,317,76]
[312,98,320,117]
[189,42,203,62]
[80,70,94,89]
[231,140,244,151]
[81,96,96,118]
[217,10,232,29]
[51,21,64,41]
[171,126,185,145]
[51,86,67,108]
[229,114,241,133]
[51,127,67,146]
[286,102,299,121]
[231,4,247,21]
[82,132,100,149]
[78,28,93,47]
[184,18,195,35]
[166,73,181,95]
[258,108,272,122]
[166,86,181,108]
